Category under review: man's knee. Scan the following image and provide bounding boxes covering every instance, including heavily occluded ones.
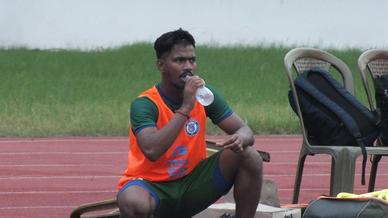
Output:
[242,146,263,172]
[119,201,151,217]
[117,187,156,218]
[219,147,262,182]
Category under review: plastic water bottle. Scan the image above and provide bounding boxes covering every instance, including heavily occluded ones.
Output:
[183,75,214,106]
[196,85,214,106]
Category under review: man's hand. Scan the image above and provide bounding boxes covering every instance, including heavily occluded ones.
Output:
[215,112,255,154]
[181,75,205,111]
[219,134,245,153]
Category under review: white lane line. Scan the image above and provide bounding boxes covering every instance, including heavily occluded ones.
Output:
[0,151,304,156]
[0,164,117,167]
[0,138,128,143]
[264,162,388,165]
[277,188,379,192]
[0,205,76,210]
[208,137,302,142]
[265,162,329,165]
[3,161,385,167]
[0,190,115,194]
[0,150,300,156]
[0,151,126,155]
[0,175,120,180]
[265,173,388,177]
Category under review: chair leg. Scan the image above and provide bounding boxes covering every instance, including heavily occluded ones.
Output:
[368,154,382,192]
[330,148,357,196]
[70,198,118,218]
[292,153,307,204]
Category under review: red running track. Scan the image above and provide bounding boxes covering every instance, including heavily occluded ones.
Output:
[0,135,387,218]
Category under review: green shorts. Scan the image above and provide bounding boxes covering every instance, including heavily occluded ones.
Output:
[118,151,233,218]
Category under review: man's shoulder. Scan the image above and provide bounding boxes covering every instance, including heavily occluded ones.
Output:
[131,96,155,109]
[130,96,159,133]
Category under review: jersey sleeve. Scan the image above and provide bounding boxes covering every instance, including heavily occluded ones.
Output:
[205,85,233,124]
[130,97,158,134]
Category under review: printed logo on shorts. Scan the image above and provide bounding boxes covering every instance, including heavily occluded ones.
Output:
[185,119,199,136]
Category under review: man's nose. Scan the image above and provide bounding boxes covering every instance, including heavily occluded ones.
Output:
[183,60,194,70]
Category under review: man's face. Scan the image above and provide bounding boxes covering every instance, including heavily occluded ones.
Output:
[157,44,197,89]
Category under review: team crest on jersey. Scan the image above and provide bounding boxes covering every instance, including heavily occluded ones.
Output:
[185,119,200,136]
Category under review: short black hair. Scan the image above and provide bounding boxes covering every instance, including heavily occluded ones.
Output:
[154,28,196,59]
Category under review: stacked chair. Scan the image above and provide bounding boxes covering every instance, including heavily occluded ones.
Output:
[358,49,388,192]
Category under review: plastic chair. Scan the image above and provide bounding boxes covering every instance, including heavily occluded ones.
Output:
[284,47,388,203]
[70,140,270,218]
[358,49,388,192]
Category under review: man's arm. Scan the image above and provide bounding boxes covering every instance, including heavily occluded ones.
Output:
[216,113,255,153]
[135,112,188,161]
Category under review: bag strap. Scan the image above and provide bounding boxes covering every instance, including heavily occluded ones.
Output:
[308,68,379,125]
[294,75,361,136]
[356,137,368,185]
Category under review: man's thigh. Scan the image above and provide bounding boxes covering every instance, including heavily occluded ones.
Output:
[149,152,233,217]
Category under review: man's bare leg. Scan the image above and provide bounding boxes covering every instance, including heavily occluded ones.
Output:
[219,146,263,218]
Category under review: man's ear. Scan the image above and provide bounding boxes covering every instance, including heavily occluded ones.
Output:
[156,59,164,71]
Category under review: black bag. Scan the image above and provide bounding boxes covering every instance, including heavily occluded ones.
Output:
[303,197,388,218]
[374,74,388,145]
[288,68,380,184]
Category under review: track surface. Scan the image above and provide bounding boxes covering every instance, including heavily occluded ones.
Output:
[1,135,387,218]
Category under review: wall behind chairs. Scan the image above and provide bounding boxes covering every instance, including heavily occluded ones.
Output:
[1,0,387,50]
